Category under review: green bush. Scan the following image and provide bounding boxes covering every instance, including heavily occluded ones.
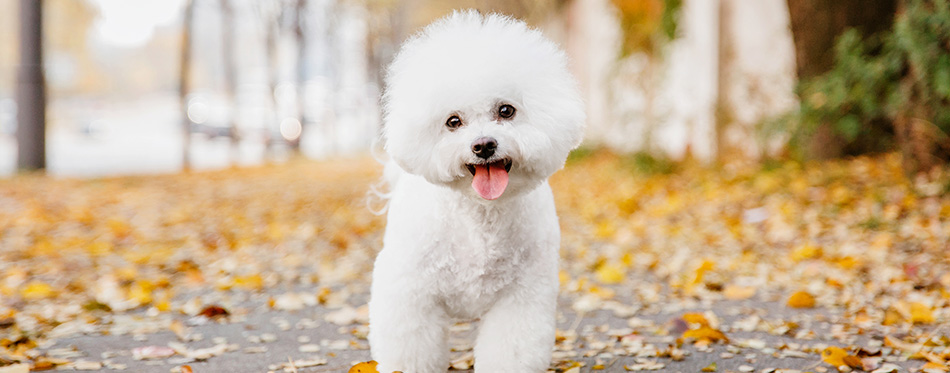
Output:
[786,0,950,173]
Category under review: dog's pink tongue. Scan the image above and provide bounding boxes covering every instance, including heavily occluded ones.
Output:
[472,162,509,200]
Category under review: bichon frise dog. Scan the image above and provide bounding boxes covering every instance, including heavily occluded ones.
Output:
[368,10,585,373]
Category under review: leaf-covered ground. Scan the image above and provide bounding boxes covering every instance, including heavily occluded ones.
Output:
[0,151,948,372]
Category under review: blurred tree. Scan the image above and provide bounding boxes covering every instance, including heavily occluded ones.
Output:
[407,0,528,27]
[2,1,99,93]
[1,2,16,94]
[220,0,240,163]
[363,0,411,89]
[359,0,569,92]
[364,0,400,89]
[612,0,681,58]
[292,0,309,152]
[258,0,283,157]
[715,0,732,160]
[609,0,682,154]
[254,0,314,154]
[180,0,196,171]
[787,0,950,174]
[787,1,898,81]
[888,0,950,173]
[785,0,898,158]
[46,0,106,95]
[17,0,46,171]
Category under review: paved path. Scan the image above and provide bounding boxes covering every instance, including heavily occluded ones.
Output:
[42,279,925,373]
[5,154,944,373]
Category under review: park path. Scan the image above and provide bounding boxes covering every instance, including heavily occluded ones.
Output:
[1,152,948,372]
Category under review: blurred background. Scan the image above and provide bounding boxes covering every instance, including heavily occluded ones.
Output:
[2,3,949,371]
[1,0,946,177]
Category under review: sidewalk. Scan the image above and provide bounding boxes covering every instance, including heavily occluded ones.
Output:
[1,152,946,372]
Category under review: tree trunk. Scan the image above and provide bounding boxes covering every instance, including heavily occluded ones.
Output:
[786,0,899,159]
[221,0,240,164]
[16,0,46,171]
[291,0,308,152]
[715,0,733,160]
[786,0,898,81]
[263,1,280,159]
[179,0,195,172]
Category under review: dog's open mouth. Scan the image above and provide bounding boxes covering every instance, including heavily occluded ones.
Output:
[466,159,511,200]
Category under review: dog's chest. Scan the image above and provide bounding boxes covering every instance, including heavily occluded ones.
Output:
[424,223,531,317]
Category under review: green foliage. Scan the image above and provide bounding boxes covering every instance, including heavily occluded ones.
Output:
[858,216,884,231]
[790,29,897,156]
[659,0,682,41]
[622,151,677,175]
[566,145,598,164]
[891,0,950,124]
[612,0,682,58]
[783,0,950,165]
[564,146,677,175]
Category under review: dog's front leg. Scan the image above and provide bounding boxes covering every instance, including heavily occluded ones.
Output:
[473,278,557,372]
[369,277,450,373]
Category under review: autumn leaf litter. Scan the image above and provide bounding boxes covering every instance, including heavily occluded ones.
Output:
[0,152,949,372]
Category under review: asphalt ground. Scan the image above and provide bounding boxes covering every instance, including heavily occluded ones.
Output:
[41,278,926,373]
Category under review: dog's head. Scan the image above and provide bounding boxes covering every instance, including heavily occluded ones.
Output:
[382,11,585,200]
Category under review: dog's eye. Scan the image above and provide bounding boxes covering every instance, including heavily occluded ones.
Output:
[498,104,516,119]
[445,115,462,129]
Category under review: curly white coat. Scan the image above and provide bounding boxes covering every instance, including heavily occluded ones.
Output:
[368,10,585,373]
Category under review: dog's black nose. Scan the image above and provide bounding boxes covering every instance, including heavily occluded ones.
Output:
[471,137,497,159]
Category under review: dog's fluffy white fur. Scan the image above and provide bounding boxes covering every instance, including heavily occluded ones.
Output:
[368,11,585,373]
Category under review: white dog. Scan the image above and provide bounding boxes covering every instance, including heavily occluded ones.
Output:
[368,10,585,373]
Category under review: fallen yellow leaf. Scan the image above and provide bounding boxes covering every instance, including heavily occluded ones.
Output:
[0,363,30,373]
[348,361,379,373]
[884,335,923,354]
[595,264,625,284]
[853,311,872,325]
[834,255,859,269]
[116,266,138,281]
[595,220,616,238]
[883,306,904,325]
[693,260,715,285]
[787,291,815,308]
[128,280,154,305]
[155,291,172,312]
[107,218,132,238]
[843,355,864,369]
[821,346,862,368]
[621,252,633,266]
[722,285,756,300]
[682,312,710,326]
[917,350,950,365]
[233,274,264,291]
[86,241,112,257]
[316,287,332,304]
[910,302,935,324]
[169,319,188,341]
[682,326,728,343]
[588,285,616,299]
[20,282,55,300]
[885,301,935,325]
[922,362,950,372]
[790,243,822,262]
